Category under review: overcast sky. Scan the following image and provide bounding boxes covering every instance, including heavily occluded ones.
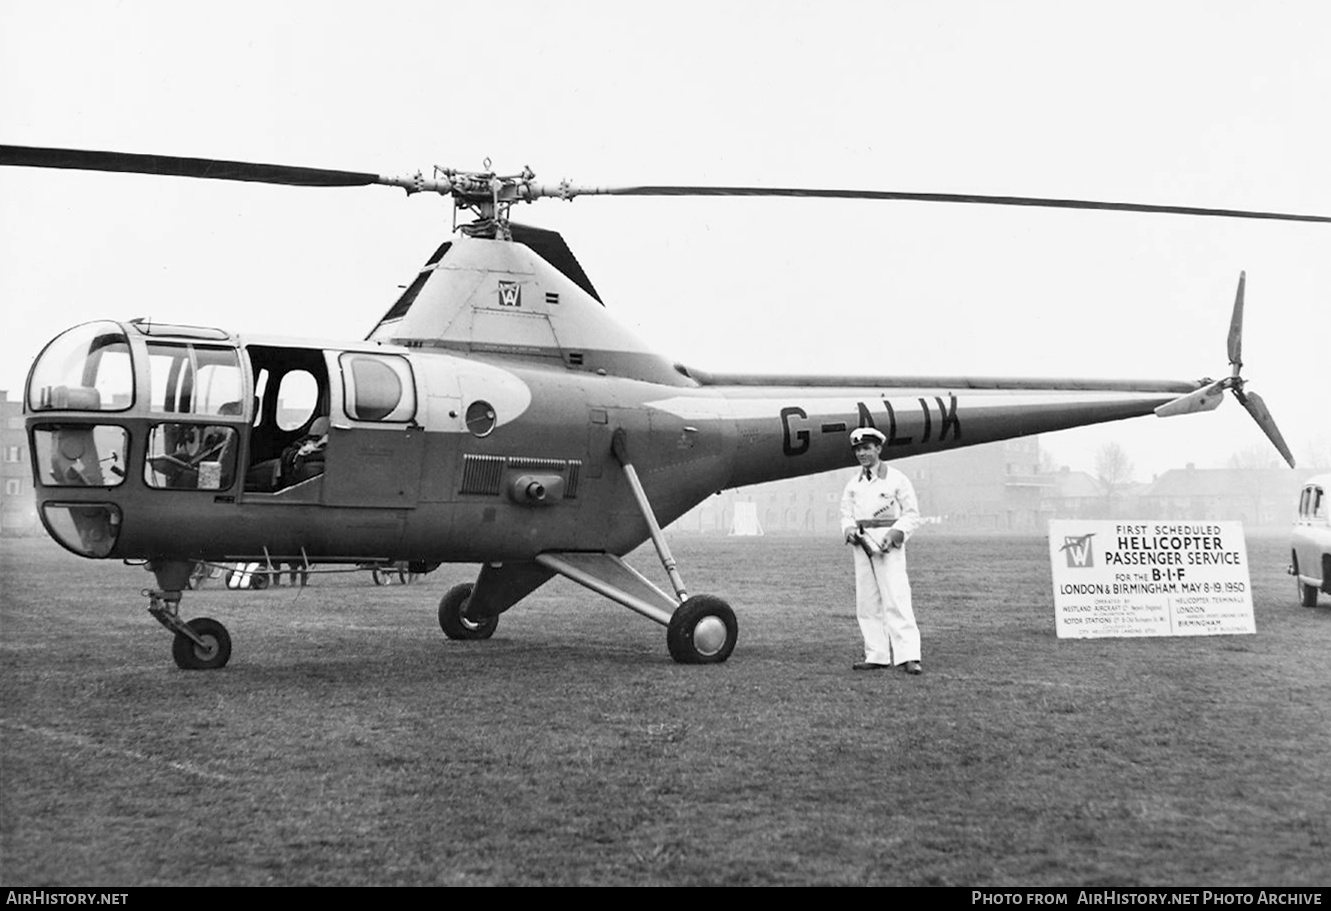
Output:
[2,0,1328,479]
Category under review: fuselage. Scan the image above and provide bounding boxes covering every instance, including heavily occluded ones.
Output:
[24,319,1197,567]
[22,235,1203,566]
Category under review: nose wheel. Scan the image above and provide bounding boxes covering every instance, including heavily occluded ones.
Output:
[171,617,233,670]
[144,580,233,670]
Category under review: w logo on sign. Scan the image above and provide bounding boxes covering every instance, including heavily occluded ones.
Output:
[1059,533,1096,568]
[497,281,522,307]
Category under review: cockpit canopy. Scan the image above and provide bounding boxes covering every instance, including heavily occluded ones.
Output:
[28,319,243,417]
[27,320,134,412]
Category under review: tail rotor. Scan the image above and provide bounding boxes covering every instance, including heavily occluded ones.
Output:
[1155,272,1295,467]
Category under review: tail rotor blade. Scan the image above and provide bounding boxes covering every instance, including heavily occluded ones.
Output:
[1154,380,1227,417]
[1227,272,1246,374]
[1237,388,1296,467]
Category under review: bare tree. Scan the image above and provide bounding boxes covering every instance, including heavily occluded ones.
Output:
[1228,444,1281,525]
[1299,435,1331,470]
[1038,446,1060,475]
[1228,444,1281,471]
[1095,442,1134,517]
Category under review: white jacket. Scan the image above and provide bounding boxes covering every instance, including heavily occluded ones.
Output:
[840,462,921,550]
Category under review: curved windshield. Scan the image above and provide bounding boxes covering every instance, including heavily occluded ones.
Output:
[28,321,133,412]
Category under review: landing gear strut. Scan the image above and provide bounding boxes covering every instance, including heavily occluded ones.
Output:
[528,429,740,664]
[146,587,233,670]
[145,559,232,670]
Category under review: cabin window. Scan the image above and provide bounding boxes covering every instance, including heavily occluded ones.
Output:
[339,353,416,422]
[1314,487,1327,521]
[31,425,128,487]
[143,422,239,490]
[145,343,243,416]
[28,321,134,412]
[276,370,319,431]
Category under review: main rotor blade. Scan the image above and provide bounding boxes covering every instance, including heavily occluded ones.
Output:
[1227,271,1246,372]
[1237,388,1296,467]
[0,144,381,188]
[541,184,1331,224]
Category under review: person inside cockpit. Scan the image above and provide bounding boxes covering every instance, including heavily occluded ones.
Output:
[245,416,330,491]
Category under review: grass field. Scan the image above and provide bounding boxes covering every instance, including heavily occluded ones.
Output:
[1,531,1328,886]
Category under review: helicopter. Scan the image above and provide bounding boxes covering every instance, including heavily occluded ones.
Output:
[3,143,1326,670]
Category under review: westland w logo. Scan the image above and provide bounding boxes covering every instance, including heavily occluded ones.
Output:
[1059,533,1096,568]
[497,281,522,307]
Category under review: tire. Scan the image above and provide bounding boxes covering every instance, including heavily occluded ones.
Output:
[667,595,738,664]
[1294,554,1319,607]
[172,617,232,670]
[438,582,498,640]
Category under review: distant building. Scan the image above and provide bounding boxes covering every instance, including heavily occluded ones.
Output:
[898,436,1048,531]
[0,389,38,535]
[1038,467,1152,521]
[1040,467,1104,519]
[1136,464,1316,527]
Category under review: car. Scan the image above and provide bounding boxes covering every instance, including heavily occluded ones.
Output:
[1291,473,1331,607]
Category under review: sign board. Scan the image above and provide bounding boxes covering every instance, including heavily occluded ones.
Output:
[1048,520,1255,638]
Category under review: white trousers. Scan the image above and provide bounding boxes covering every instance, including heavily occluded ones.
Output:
[851,547,920,665]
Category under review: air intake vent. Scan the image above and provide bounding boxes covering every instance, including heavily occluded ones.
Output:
[460,455,582,498]
[459,455,506,495]
[507,457,569,472]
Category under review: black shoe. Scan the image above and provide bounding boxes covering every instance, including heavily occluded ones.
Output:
[901,660,922,675]
[852,661,891,671]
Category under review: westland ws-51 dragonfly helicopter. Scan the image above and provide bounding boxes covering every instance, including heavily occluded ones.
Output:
[4,144,1326,670]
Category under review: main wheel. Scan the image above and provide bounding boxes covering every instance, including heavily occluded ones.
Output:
[1294,555,1319,607]
[438,582,498,640]
[667,595,738,664]
[171,617,232,670]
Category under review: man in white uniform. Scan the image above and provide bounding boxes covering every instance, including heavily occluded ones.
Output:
[840,427,923,674]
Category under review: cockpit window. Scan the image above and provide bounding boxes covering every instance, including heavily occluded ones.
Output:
[31,424,129,487]
[27,321,134,412]
[144,422,239,490]
[146,343,243,415]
